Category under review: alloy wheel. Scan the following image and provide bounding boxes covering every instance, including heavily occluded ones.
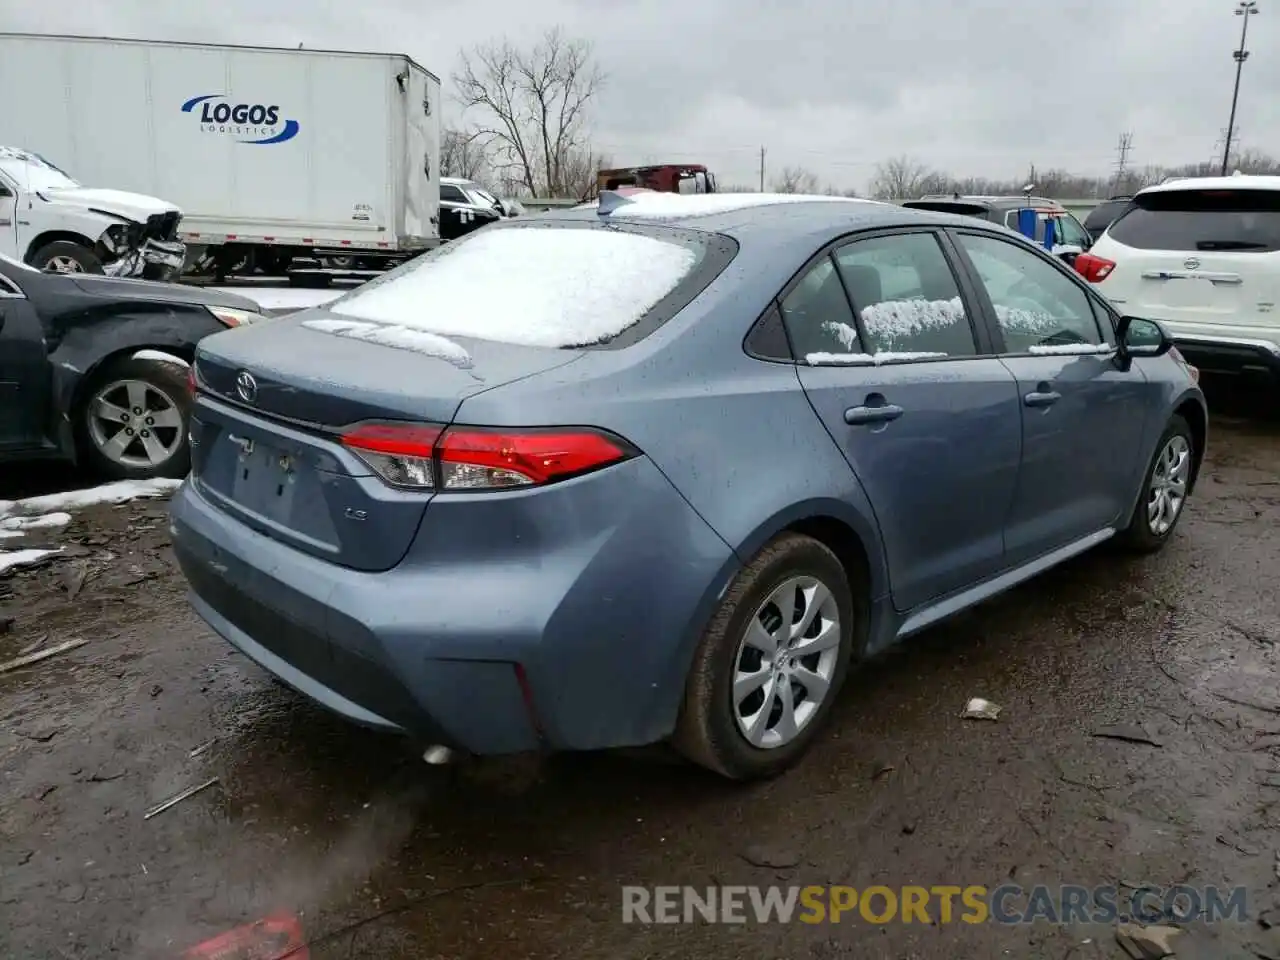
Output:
[1147,434,1191,536]
[87,378,186,469]
[732,576,841,749]
[46,255,85,273]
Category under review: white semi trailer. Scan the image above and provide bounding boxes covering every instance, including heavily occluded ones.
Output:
[0,33,442,284]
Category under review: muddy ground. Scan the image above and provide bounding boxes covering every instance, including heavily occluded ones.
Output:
[4,383,1280,959]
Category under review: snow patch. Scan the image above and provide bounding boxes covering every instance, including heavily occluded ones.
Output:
[594,192,877,220]
[220,287,347,311]
[332,227,699,348]
[859,298,968,349]
[1027,343,1114,356]
[302,318,472,367]
[822,321,860,352]
[0,548,61,575]
[806,351,949,365]
[133,349,190,367]
[0,478,182,519]
[0,512,72,533]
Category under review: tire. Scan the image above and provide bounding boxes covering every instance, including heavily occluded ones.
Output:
[31,240,102,275]
[74,356,192,481]
[672,533,859,780]
[1117,414,1195,554]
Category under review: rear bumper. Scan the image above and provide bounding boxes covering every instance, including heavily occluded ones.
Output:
[169,456,736,755]
[1167,333,1280,381]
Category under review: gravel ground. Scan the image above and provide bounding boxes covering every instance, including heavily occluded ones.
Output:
[2,383,1280,959]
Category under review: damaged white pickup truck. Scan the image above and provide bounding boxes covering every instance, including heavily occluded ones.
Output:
[0,147,186,280]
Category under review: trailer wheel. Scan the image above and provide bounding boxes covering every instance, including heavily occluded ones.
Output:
[31,240,103,274]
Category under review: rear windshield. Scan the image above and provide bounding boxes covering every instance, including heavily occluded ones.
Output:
[1084,199,1130,231]
[1108,189,1280,252]
[330,221,734,349]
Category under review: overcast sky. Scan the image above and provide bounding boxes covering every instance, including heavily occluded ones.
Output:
[2,0,1276,191]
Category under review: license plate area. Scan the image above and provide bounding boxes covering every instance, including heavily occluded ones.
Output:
[229,434,300,521]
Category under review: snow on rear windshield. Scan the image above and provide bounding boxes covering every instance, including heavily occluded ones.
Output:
[595,192,872,220]
[331,226,700,348]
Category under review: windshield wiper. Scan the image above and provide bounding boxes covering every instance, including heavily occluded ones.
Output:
[1195,240,1268,251]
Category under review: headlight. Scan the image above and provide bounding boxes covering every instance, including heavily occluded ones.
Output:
[208,306,267,328]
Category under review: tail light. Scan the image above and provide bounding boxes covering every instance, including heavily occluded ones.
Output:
[1074,252,1116,283]
[340,423,637,490]
[187,366,198,397]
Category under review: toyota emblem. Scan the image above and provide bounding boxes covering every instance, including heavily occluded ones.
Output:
[235,371,258,403]
[1183,257,1201,270]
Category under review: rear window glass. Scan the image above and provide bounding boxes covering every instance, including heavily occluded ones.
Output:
[1084,199,1129,231]
[1108,189,1280,252]
[331,222,727,349]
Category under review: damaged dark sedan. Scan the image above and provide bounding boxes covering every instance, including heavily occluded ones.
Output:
[0,253,266,480]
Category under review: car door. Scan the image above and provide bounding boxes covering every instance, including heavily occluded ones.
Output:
[951,230,1150,564]
[0,268,52,449]
[788,229,1023,612]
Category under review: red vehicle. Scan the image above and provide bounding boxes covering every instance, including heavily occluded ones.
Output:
[596,164,717,196]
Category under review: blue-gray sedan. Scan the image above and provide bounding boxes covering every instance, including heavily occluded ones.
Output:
[170,192,1207,780]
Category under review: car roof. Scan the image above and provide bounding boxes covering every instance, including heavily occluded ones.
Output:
[543,192,1022,248]
[440,176,475,186]
[911,194,1065,210]
[1137,174,1280,195]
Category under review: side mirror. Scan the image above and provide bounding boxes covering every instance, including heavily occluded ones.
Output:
[1117,315,1174,358]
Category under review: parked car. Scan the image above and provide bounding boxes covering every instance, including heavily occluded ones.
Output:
[438,176,503,241]
[170,193,1206,781]
[1082,195,1134,243]
[0,252,265,480]
[0,146,186,279]
[1077,175,1280,384]
[902,194,1094,261]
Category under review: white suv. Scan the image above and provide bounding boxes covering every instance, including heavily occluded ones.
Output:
[1078,175,1280,381]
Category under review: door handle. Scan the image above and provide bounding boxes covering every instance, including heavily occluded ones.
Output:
[1024,390,1061,408]
[845,403,904,425]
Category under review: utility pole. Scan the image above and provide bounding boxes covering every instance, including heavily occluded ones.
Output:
[759,146,766,192]
[1222,0,1259,176]
[1113,132,1134,191]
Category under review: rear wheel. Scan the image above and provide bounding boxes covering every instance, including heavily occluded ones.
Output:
[1117,414,1195,553]
[75,357,192,481]
[31,240,102,275]
[673,533,857,780]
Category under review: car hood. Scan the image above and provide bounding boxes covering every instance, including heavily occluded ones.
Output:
[69,274,260,312]
[39,186,181,222]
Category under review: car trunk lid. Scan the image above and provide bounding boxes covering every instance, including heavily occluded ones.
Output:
[189,315,583,571]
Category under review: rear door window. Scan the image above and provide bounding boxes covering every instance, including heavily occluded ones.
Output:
[831,232,979,358]
[1108,189,1280,252]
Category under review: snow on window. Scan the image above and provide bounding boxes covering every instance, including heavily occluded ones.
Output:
[821,321,860,351]
[331,227,699,349]
[992,303,1063,336]
[1027,343,1113,356]
[302,318,472,367]
[806,351,949,366]
[859,297,967,349]
[595,192,876,220]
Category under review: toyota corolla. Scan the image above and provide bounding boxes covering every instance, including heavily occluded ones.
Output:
[170,192,1206,780]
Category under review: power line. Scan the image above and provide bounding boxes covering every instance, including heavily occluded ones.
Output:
[1113,131,1134,188]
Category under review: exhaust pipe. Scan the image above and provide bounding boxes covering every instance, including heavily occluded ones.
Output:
[422,745,454,765]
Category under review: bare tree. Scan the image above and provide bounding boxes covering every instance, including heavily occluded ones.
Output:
[559,145,612,200]
[868,155,938,200]
[772,166,821,194]
[454,28,605,197]
[440,127,490,181]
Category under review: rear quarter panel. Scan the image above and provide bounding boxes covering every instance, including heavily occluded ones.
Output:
[454,242,892,719]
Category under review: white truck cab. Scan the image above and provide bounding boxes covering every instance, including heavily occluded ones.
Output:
[0,147,186,279]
